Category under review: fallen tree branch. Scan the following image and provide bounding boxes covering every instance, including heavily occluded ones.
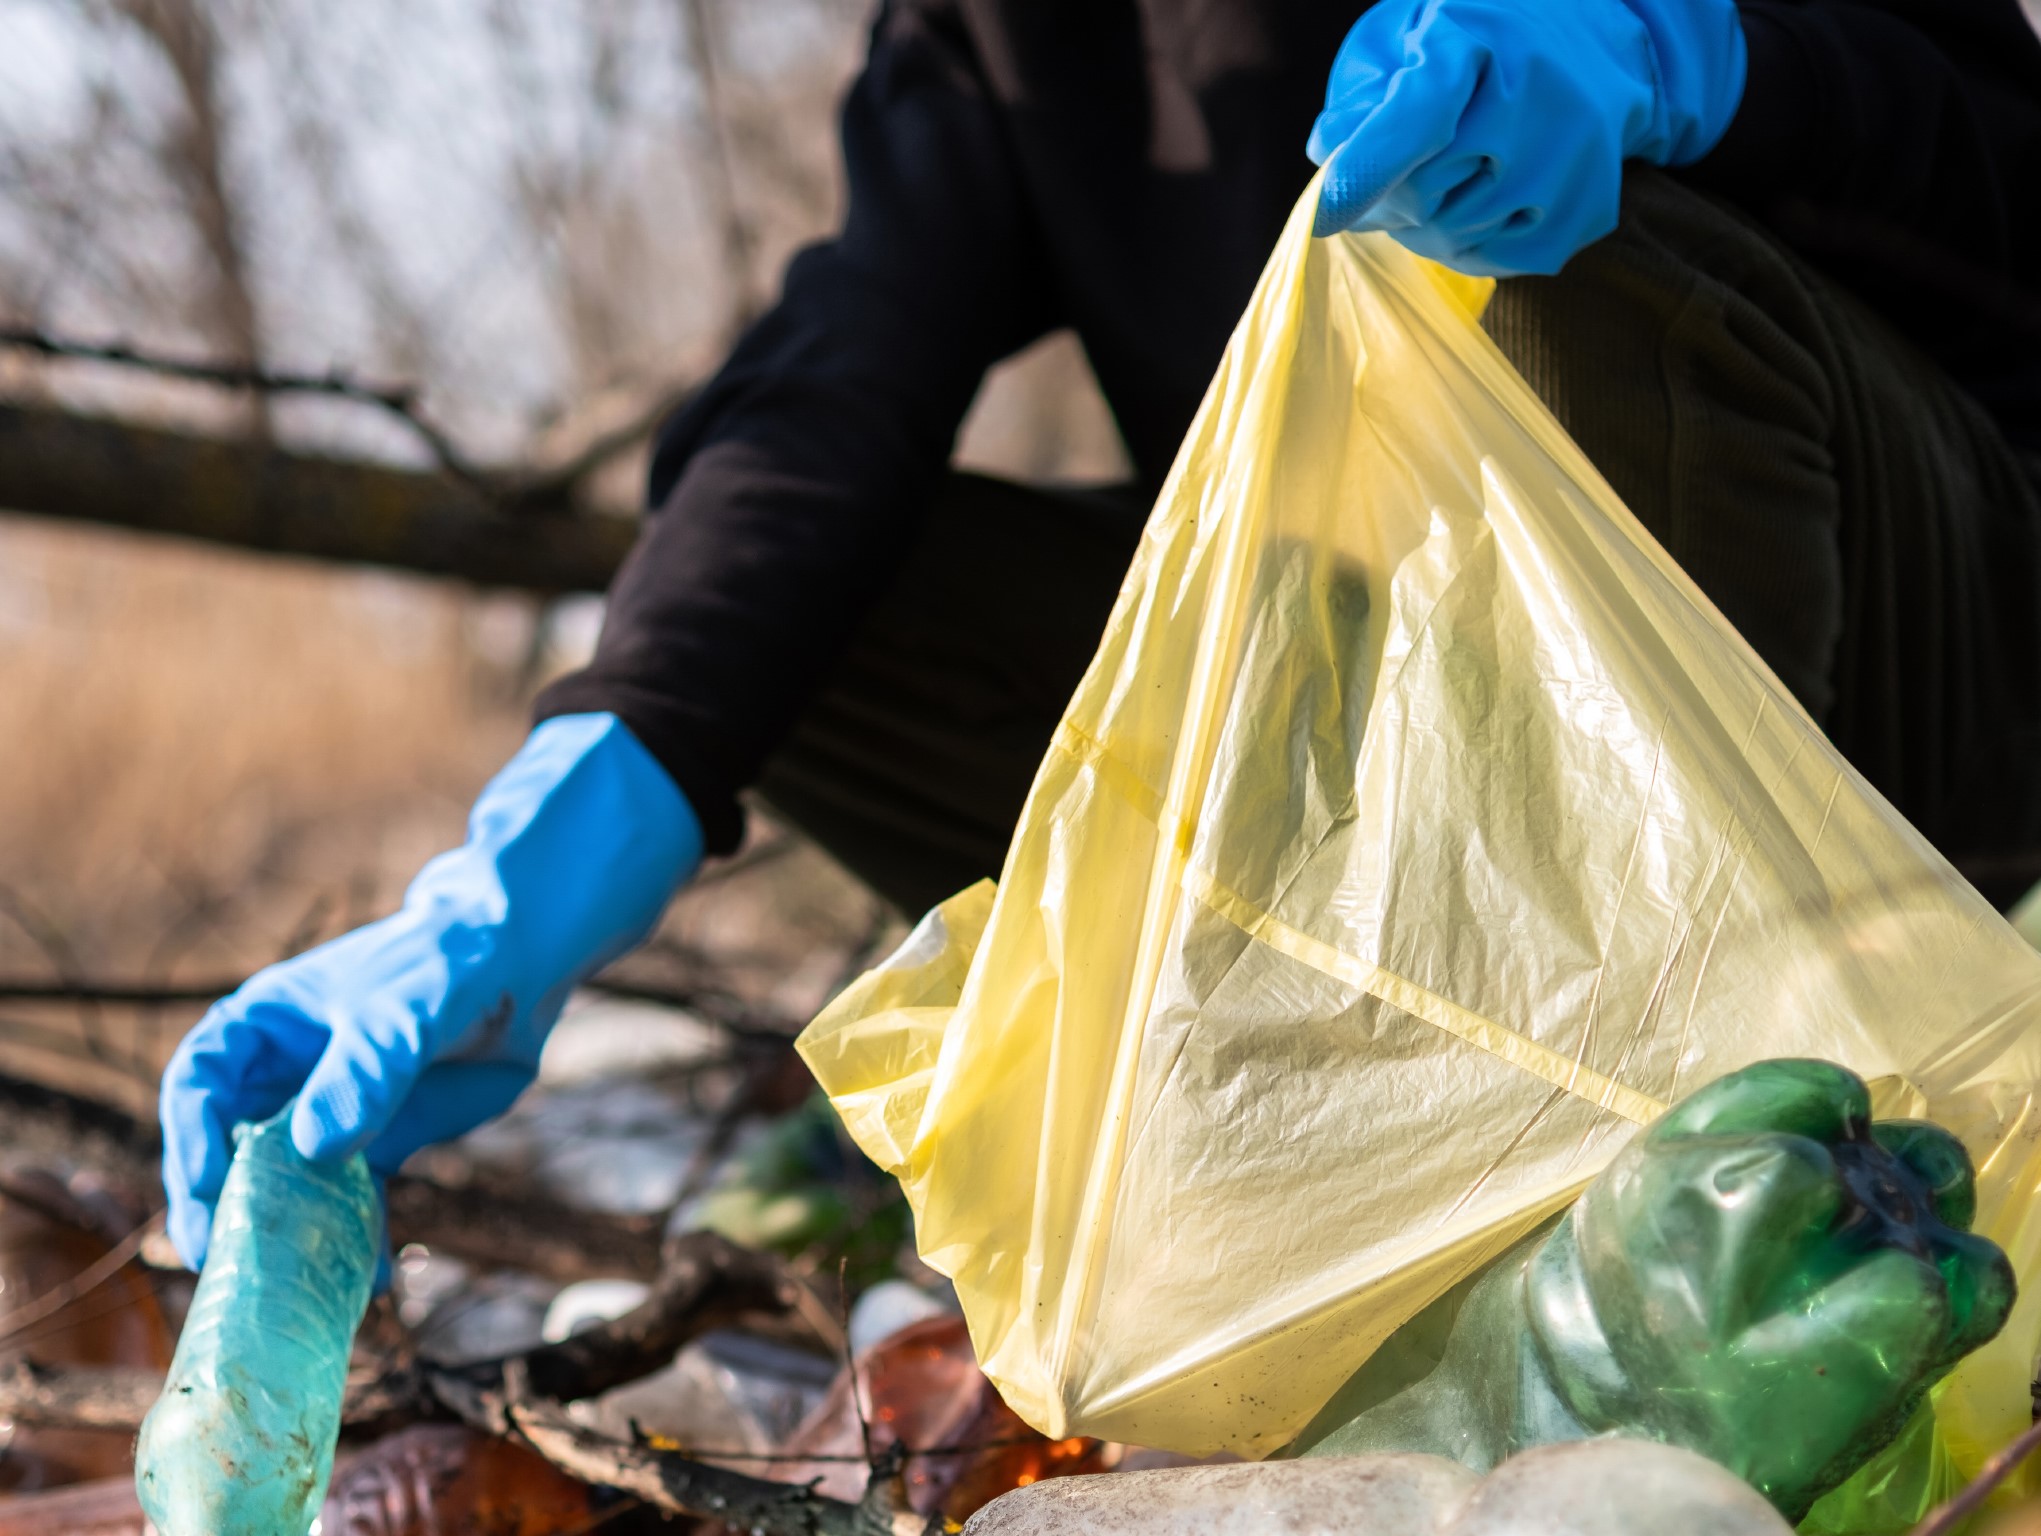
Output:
[0,403,635,592]
[380,1176,666,1284]
[0,323,484,487]
[521,1231,819,1401]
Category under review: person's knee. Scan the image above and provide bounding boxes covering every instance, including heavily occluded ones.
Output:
[1481,168,1846,721]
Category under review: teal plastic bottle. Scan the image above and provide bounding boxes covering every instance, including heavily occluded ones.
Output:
[136,1105,379,1535]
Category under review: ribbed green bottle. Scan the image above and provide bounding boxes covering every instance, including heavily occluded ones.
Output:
[136,1105,379,1535]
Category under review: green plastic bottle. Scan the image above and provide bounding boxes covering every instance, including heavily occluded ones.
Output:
[136,1106,379,1535]
[1289,1060,2018,1522]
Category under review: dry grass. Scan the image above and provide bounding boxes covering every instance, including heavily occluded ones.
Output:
[0,516,530,954]
[0,514,533,1092]
[0,511,897,1108]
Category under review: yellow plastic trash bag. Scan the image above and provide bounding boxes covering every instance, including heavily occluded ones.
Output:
[796,180,2041,1497]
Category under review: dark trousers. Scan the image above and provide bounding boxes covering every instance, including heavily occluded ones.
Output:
[758,169,2041,917]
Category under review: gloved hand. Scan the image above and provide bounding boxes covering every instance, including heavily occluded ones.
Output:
[160,712,701,1270]
[1308,0,1747,276]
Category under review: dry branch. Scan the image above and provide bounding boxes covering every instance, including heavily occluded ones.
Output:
[508,1381,920,1536]
[381,1177,666,1284]
[110,0,270,441]
[0,403,634,592]
[0,1357,162,1430]
[523,1231,808,1399]
[0,1213,160,1345]
[0,324,479,482]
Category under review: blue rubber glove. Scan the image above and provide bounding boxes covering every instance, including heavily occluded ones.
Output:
[1309,0,1747,276]
[160,712,701,1269]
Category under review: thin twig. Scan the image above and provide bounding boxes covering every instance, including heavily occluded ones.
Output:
[677,0,763,326]
[844,1256,877,1468]
[508,382,699,507]
[0,885,116,1072]
[663,1030,807,1214]
[0,322,485,487]
[0,1270,173,1354]
[507,1372,912,1536]
[0,1210,161,1346]
[1907,1416,2041,1536]
[276,886,338,963]
[0,1012,158,1084]
[648,1434,1045,1466]
[0,1169,103,1237]
[0,977,233,1004]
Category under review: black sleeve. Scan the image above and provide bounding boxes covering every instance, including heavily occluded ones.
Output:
[535,2,1057,854]
[1683,0,2041,295]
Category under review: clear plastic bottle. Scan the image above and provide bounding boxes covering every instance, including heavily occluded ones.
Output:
[135,1105,379,1535]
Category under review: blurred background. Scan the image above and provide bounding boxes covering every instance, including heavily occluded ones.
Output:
[0,0,1131,1115]
[0,7,1142,1519]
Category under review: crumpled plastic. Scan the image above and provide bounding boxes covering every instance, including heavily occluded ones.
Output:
[796,174,2041,1521]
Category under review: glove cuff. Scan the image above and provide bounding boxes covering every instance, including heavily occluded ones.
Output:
[1619,0,1749,166]
[404,712,702,1043]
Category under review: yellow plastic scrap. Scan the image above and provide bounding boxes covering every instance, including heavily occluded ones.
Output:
[797,175,2041,1521]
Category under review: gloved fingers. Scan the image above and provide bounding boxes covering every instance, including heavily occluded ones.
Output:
[290,1000,434,1164]
[1365,150,1525,271]
[1871,1120,1978,1230]
[361,1058,537,1179]
[1439,148,1622,277]
[1307,101,1382,169]
[1401,60,1625,276]
[1651,1059,1870,1146]
[1313,54,1479,238]
[1306,0,1408,164]
[159,995,329,1269]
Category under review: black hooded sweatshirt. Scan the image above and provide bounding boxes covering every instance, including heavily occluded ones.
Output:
[539,0,2041,855]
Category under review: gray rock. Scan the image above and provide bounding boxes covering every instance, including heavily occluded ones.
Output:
[962,1441,1797,1536]
[1446,1441,1793,1536]
[963,1453,1478,1535]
